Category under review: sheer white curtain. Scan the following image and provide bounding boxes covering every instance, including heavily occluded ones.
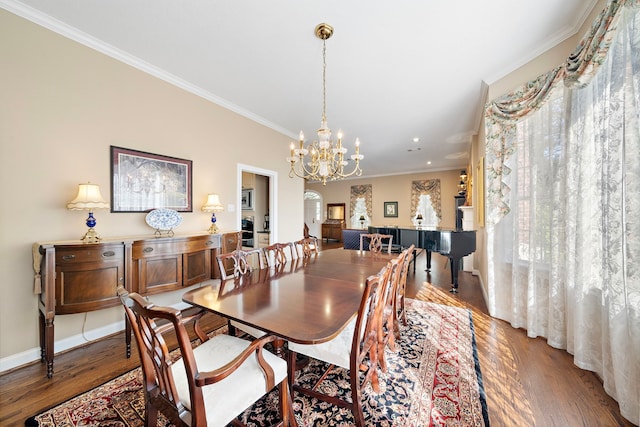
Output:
[486,5,639,423]
[412,194,440,227]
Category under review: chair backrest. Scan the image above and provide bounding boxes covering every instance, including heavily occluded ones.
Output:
[376,253,406,367]
[359,233,393,254]
[351,264,393,395]
[118,288,204,426]
[294,237,319,258]
[264,242,296,267]
[217,248,265,280]
[395,245,414,327]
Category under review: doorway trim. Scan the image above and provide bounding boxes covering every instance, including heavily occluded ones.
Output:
[237,164,278,242]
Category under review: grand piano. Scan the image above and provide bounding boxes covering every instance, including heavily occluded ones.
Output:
[368,226,476,292]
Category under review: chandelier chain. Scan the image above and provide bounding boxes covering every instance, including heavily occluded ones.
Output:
[322,39,327,124]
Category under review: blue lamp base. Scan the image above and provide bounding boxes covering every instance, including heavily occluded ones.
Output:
[207,213,219,234]
[81,211,102,243]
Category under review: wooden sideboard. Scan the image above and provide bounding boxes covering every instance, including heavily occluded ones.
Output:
[36,231,240,378]
[322,221,345,242]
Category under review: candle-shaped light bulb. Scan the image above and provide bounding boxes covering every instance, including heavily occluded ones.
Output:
[290,142,295,156]
[299,131,304,141]
[337,130,343,140]
[355,138,360,153]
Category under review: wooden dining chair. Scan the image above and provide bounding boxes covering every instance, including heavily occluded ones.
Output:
[359,233,393,254]
[287,266,392,427]
[264,242,296,267]
[216,248,265,280]
[293,237,319,258]
[216,249,268,338]
[393,245,414,336]
[117,287,295,427]
[377,245,414,372]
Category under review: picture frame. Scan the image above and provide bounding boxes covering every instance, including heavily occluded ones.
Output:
[384,201,398,218]
[476,157,485,227]
[110,146,192,212]
[241,188,254,210]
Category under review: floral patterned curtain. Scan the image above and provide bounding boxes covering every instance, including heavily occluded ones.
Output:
[350,185,372,227]
[484,0,631,225]
[410,180,441,220]
[483,2,640,423]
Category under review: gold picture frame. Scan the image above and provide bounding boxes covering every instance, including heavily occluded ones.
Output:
[476,157,485,227]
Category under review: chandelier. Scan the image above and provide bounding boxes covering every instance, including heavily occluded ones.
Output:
[287,23,363,185]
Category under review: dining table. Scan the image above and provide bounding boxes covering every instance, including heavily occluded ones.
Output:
[182,248,395,350]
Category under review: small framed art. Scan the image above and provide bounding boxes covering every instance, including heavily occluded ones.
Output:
[384,201,398,218]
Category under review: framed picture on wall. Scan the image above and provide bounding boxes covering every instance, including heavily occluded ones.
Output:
[384,201,398,217]
[110,146,192,212]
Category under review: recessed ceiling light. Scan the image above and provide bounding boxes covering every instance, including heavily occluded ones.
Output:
[427,161,432,165]
[412,137,420,143]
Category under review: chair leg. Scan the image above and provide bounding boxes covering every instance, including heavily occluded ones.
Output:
[228,320,237,337]
[278,381,296,426]
[350,369,366,427]
[287,349,297,391]
[145,402,158,427]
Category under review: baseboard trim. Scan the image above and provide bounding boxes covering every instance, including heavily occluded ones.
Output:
[0,320,125,374]
[0,300,191,374]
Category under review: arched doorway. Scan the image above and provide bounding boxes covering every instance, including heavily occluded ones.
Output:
[304,190,322,238]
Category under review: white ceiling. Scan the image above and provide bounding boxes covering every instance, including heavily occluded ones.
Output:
[3,0,598,178]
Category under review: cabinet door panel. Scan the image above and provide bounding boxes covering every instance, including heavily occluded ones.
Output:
[56,262,124,314]
[220,232,241,277]
[138,255,182,295]
[184,250,211,286]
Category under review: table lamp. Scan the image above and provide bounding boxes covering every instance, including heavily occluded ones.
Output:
[359,215,366,229]
[202,194,224,233]
[416,213,423,228]
[67,183,110,243]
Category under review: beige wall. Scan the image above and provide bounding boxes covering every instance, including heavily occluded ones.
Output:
[306,170,463,230]
[0,10,303,366]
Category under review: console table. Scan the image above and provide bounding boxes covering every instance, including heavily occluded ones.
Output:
[321,221,344,242]
[35,231,240,378]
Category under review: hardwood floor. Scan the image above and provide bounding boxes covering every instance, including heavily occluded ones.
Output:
[0,242,634,426]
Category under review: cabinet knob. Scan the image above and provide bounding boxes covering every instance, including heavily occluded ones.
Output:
[62,254,75,261]
[102,251,115,257]
[143,247,154,253]
[206,240,214,246]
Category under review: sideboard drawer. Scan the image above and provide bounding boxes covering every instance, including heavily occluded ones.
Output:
[182,235,220,253]
[132,240,183,259]
[55,244,124,264]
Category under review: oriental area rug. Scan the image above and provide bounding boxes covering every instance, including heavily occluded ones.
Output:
[26,299,490,427]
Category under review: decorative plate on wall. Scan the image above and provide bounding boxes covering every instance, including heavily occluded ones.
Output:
[145,208,183,231]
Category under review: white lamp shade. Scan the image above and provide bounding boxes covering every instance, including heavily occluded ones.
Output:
[67,183,110,211]
[202,194,224,212]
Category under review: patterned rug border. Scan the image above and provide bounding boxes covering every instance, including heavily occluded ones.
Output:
[26,299,490,427]
[468,308,490,427]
